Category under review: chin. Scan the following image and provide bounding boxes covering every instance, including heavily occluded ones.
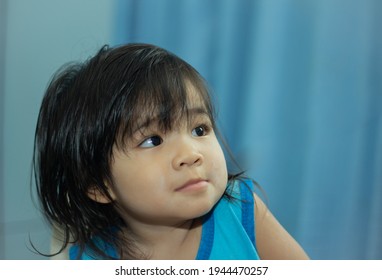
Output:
[193,196,222,218]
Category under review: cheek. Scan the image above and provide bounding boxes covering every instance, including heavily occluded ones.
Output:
[110,160,152,202]
[208,143,228,190]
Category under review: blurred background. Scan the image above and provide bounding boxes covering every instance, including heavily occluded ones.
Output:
[0,0,381,259]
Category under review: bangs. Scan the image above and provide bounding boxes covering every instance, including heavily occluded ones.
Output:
[114,54,215,149]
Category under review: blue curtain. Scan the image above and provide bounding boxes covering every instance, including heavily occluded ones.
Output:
[114,0,382,259]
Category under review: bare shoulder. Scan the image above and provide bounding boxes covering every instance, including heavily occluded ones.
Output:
[253,193,310,260]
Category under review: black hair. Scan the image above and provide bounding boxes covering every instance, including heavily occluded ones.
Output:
[33,43,250,259]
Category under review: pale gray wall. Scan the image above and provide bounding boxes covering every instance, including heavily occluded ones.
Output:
[0,0,7,260]
[0,0,116,259]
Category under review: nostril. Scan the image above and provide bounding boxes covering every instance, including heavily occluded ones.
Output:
[175,152,203,169]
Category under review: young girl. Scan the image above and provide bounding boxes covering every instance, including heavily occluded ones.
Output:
[33,43,309,260]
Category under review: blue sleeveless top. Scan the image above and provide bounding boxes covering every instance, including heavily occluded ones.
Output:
[70,179,260,260]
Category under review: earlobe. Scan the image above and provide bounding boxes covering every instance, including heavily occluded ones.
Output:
[87,186,115,204]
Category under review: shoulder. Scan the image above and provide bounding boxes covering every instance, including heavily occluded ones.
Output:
[253,192,310,260]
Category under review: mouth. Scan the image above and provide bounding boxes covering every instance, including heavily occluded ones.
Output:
[175,178,209,192]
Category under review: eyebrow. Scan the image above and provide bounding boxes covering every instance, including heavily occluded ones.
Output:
[188,107,210,117]
[134,106,210,133]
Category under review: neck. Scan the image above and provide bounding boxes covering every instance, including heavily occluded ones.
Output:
[121,218,202,259]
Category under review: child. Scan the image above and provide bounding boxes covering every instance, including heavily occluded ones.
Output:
[33,43,309,260]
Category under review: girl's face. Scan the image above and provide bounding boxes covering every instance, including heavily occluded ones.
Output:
[106,84,228,227]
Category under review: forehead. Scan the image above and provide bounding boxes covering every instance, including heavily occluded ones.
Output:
[115,77,214,147]
[184,80,206,107]
[136,80,209,127]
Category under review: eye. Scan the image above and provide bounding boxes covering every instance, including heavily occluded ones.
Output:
[191,125,210,137]
[139,135,163,148]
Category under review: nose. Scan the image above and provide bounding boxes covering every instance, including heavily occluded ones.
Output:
[172,137,203,170]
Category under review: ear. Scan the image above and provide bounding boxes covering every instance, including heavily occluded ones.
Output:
[87,186,116,204]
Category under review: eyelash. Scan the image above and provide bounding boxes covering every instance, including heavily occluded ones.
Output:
[139,135,163,148]
[138,123,212,148]
[191,124,211,137]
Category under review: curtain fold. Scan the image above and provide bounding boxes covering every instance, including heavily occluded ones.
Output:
[114,0,382,259]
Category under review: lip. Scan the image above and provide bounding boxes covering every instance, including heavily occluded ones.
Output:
[175,179,208,192]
